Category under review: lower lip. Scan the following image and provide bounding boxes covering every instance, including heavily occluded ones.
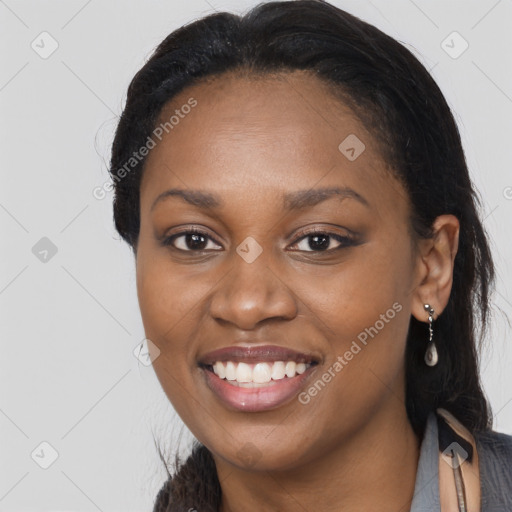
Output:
[201,365,317,412]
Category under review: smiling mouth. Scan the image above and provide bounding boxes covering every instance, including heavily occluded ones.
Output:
[197,345,321,412]
[201,360,318,387]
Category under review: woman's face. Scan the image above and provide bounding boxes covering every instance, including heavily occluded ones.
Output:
[136,70,423,471]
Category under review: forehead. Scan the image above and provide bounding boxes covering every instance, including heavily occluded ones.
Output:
[140,70,408,215]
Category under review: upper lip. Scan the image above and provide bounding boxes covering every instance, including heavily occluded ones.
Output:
[198,344,321,366]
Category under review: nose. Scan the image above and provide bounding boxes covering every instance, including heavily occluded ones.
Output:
[209,248,298,330]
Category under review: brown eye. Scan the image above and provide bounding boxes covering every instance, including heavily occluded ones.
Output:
[162,228,223,252]
[289,230,356,252]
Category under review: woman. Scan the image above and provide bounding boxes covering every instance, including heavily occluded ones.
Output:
[108,1,512,510]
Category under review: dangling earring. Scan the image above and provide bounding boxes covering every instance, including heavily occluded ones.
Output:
[424,304,438,366]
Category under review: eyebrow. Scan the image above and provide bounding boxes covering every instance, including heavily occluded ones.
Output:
[150,186,369,212]
[283,186,369,210]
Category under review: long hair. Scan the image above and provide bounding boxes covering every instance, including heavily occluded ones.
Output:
[108,1,496,509]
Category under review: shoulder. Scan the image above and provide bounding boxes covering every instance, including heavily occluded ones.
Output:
[474,428,512,510]
[477,427,512,453]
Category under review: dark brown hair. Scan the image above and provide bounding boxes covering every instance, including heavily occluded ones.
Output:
[108,1,496,509]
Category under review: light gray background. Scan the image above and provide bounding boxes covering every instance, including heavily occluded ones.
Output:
[1,0,511,510]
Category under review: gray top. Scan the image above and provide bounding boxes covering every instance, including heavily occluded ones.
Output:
[410,411,512,512]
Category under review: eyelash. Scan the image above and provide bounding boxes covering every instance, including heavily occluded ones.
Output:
[161,227,356,254]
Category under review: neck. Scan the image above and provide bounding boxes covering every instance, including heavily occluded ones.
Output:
[215,402,421,512]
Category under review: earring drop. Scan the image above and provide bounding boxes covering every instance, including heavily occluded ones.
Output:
[424,304,438,367]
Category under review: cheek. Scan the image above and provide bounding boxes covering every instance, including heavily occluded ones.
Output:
[307,238,412,392]
[312,239,410,334]
[135,246,229,404]
[136,253,208,424]
[136,248,206,341]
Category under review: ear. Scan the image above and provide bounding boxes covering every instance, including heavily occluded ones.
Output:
[411,214,460,323]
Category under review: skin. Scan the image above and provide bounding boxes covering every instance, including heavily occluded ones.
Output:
[135,70,460,512]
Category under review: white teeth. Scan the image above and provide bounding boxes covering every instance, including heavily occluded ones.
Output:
[271,361,286,380]
[285,361,296,378]
[296,362,306,374]
[225,361,236,381]
[236,362,252,382]
[253,363,272,383]
[210,360,312,383]
[213,362,226,379]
